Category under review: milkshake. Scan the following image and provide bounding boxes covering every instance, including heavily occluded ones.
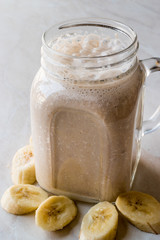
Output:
[31,20,145,202]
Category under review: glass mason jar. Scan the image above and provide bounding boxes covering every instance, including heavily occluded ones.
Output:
[31,18,160,202]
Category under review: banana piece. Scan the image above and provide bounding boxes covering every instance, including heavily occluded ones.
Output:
[35,195,77,231]
[79,201,118,240]
[115,191,160,234]
[1,184,48,215]
[12,145,36,184]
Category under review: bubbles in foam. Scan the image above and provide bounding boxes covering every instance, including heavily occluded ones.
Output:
[51,33,126,57]
[44,32,137,83]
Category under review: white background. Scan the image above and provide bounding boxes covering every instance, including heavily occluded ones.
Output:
[0,0,160,239]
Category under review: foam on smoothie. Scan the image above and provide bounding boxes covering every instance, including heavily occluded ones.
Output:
[49,33,126,57]
[44,33,133,81]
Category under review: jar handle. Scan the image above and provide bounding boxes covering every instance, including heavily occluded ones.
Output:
[130,58,160,187]
[140,58,160,136]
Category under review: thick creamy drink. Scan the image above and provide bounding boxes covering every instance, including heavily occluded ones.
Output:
[31,24,145,202]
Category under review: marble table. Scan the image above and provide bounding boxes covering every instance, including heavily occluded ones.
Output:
[0,0,160,239]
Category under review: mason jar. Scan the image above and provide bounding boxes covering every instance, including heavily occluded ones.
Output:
[31,18,160,202]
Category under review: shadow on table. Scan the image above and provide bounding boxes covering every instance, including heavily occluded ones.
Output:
[116,214,128,240]
[132,149,160,201]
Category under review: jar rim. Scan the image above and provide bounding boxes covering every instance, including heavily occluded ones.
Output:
[42,18,138,60]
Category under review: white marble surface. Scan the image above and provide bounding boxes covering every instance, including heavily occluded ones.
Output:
[0,0,160,239]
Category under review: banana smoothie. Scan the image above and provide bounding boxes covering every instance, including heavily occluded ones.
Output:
[31,27,145,202]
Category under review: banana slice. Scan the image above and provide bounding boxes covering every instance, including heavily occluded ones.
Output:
[79,201,118,240]
[115,191,160,234]
[35,195,77,231]
[12,145,36,184]
[1,184,48,215]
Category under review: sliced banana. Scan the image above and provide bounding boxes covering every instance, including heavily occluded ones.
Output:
[115,191,160,234]
[35,195,77,231]
[79,201,118,240]
[1,184,48,215]
[12,145,36,184]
